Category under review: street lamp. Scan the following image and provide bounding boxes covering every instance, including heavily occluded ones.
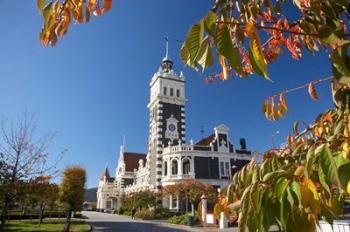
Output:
[271,130,280,149]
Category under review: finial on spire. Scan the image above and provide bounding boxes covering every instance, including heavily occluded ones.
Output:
[165,36,169,59]
[122,134,126,148]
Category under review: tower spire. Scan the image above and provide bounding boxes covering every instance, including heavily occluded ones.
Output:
[161,36,173,72]
[165,36,169,60]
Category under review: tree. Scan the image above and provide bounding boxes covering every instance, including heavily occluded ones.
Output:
[59,166,86,232]
[35,0,350,230]
[179,1,350,231]
[163,180,216,214]
[121,190,158,211]
[30,175,59,225]
[0,114,59,230]
[36,0,112,47]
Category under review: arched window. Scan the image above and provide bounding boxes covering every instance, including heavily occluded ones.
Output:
[164,161,168,176]
[176,89,180,97]
[163,87,167,95]
[183,159,191,175]
[170,88,174,96]
[172,159,178,175]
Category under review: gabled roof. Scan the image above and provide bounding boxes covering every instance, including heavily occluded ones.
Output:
[124,152,146,172]
[195,134,215,146]
[100,167,110,180]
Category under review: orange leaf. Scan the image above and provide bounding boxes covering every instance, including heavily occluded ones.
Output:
[308,81,319,100]
[279,93,288,113]
[101,0,112,14]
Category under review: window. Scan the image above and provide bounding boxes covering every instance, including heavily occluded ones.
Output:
[176,89,180,97]
[171,196,178,209]
[220,161,230,177]
[183,159,190,175]
[172,159,178,175]
[106,200,112,209]
[170,88,174,96]
[164,161,168,176]
[163,87,167,95]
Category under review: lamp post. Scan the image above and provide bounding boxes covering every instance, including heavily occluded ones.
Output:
[271,130,280,149]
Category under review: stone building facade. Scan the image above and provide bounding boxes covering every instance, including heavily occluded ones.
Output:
[96,50,254,212]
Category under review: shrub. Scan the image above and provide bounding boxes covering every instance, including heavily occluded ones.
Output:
[135,208,155,220]
[114,207,125,215]
[167,213,200,225]
[154,208,171,219]
[167,214,188,225]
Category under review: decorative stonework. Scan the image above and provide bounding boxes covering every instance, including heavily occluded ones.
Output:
[96,51,254,212]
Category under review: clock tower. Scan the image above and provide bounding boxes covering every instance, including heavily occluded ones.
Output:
[147,43,186,191]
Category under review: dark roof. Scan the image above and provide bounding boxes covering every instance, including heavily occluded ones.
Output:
[196,134,215,146]
[100,167,110,180]
[124,152,147,172]
[235,149,252,155]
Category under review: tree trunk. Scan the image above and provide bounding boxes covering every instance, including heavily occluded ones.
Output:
[0,196,10,230]
[63,208,72,232]
[39,203,45,225]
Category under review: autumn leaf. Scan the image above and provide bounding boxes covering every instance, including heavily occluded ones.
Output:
[101,0,112,14]
[279,93,288,113]
[308,81,319,100]
[246,20,270,81]
[37,0,46,12]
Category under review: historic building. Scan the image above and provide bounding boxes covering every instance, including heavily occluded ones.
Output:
[96,47,254,212]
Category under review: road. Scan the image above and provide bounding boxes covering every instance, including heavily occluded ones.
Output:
[82,211,207,232]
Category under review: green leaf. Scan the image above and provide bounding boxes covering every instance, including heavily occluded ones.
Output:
[236,26,245,44]
[204,11,216,37]
[290,181,301,207]
[262,170,286,182]
[196,37,214,72]
[318,25,350,47]
[215,23,244,76]
[305,145,316,178]
[37,0,46,12]
[338,163,350,189]
[43,2,53,26]
[249,41,271,81]
[332,48,350,84]
[318,145,342,190]
[180,42,196,68]
[185,20,204,64]
[276,178,289,198]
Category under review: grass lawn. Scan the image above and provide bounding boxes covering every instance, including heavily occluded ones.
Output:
[4,219,90,232]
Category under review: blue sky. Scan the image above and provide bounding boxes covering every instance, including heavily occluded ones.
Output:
[0,1,332,188]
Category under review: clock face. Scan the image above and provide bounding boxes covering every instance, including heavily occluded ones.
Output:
[168,123,176,132]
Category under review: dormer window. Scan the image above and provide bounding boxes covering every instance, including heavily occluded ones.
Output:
[163,87,167,95]
[170,88,174,96]
[176,89,180,97]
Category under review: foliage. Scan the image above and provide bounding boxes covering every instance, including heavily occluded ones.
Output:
[162,179,217,208]
[59,166,86,211]
[181,0,349,119]
[37,0,112,47]
[59,166,86,232]
[4,219,89,232]
[180,0,350,231]
[154,207,172,219]
[167,214,189,225]
[167,213,199,225]
[121,190,157,211]
[0,114,59,229]
[134,208,155,220]
[212,108,350,231]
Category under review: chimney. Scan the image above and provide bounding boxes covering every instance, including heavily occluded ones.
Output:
[239,138,247,150]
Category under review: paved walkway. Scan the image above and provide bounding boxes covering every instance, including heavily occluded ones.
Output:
[82,211,237,232]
